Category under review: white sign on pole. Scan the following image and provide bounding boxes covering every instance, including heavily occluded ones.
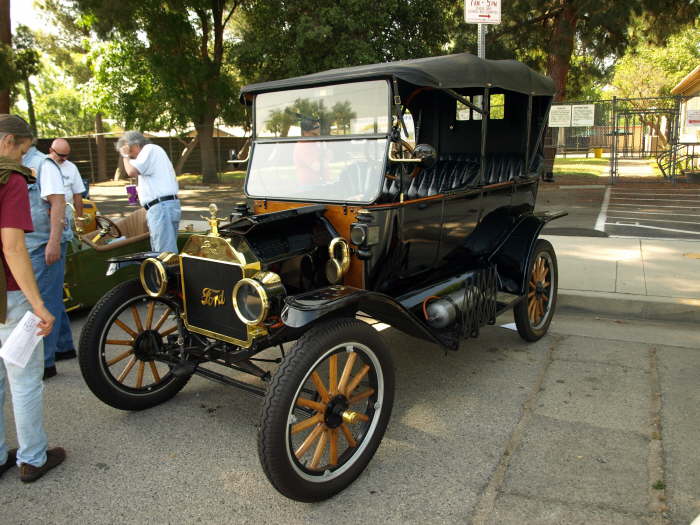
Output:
[465,0,501,24]
[571,104,595,127]
[549,105,572,127]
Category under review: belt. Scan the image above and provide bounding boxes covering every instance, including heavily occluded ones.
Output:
[144,195,178,210]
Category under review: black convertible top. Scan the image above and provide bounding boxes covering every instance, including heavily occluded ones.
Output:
[240,53,554,100]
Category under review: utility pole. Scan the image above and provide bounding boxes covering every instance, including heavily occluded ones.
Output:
[0,0,11,113]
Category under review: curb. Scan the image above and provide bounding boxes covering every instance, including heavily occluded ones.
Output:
[557,290,700,323]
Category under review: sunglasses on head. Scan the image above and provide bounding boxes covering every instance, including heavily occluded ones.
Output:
[50,148,69,158]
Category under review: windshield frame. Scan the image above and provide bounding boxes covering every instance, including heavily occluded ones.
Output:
[244,79,393,205]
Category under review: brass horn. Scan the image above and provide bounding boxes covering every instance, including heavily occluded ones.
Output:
[325,237,351,284]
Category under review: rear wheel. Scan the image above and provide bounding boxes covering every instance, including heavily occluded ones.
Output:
[514,239,558,342]
[78,279,190,410]
[258,318,394,502]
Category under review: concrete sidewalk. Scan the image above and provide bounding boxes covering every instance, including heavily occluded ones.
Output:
[543,235,700,322]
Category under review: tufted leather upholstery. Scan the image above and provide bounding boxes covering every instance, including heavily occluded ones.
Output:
[379,154,533,203]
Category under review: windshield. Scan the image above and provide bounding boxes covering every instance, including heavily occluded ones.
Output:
[246,138,388,203]
[255,80,390,137]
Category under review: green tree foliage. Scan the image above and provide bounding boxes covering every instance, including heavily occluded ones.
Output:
[235,0,453,84]
[12,25,41,135]
[612,24,700,99]
[450,1,700,101]
[72,0,246,183]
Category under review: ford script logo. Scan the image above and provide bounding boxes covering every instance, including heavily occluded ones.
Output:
[201,288,225,307]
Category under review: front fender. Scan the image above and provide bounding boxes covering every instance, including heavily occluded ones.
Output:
[105,251,160,276]
[281,286,447,348]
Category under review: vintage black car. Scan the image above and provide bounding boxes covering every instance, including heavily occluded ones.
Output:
[79,53,564,502]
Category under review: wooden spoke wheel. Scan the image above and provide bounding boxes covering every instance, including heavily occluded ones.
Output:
[79,279,190,411]
[258,318,394,502]
[514,239,558,342]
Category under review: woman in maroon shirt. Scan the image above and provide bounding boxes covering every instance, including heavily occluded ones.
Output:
[0,114,64,483]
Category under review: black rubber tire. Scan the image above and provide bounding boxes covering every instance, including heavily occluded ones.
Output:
[78,279,190,411]
[514,238,558,342]
[258,317,394,502]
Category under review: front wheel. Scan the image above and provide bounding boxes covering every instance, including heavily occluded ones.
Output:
[513,238,558,342]
[78,279,190,410]
[258,318,395,502]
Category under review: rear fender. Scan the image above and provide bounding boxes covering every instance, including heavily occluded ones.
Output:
[281,286,446,348]
[489,210,566,295]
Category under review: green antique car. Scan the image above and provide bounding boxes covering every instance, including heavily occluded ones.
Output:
[64,207,191,311]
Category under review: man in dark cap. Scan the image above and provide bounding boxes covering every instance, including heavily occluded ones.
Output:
[0,114,65,482]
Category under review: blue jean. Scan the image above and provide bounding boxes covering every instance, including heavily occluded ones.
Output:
[56,309,75,353]
[29,242,67,368]
[0,291,49,467]
[146,199,181,253]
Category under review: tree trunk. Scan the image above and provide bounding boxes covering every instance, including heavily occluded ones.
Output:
[23,77,37,136]
[0,0,10,114]
[546,4,578,102]
[174,135,199,175]
[196,116,218,184]
[94,112,108,181]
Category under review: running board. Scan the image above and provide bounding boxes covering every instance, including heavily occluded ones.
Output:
[193,366,267,398]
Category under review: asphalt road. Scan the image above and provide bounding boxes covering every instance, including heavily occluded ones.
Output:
[2,311,698,524]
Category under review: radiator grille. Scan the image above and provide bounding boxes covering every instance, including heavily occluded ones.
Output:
[181,256,248,342]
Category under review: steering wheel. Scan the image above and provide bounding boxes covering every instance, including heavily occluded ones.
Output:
[95,215,122,239]
[387,140,421,180]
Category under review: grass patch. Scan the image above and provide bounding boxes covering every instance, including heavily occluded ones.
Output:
[652,480,666,490]
[177,171,246,185]
[554,158,609,177]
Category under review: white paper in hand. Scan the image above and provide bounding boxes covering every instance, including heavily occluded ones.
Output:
[0,311,43,368]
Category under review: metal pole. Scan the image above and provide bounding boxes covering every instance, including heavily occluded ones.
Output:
[610,96,617,185]
[477,24,486,59]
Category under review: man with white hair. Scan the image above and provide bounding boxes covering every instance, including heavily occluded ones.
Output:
[117,131,180,253]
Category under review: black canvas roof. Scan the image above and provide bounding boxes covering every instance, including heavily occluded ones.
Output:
[240,53,554,100]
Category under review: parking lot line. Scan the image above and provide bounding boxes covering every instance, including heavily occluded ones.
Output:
[594,187,611,232]
[607,216,700,226]
[605,222,700,235]
[604,210,700,217]
[608,203,700,209]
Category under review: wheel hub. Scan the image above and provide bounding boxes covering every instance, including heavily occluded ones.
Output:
[324,395,349,429]
[535,281,545,296]
[133,330,163,361]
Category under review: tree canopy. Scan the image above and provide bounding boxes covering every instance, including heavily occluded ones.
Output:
[235,0,453,84]
[71,0,247,182]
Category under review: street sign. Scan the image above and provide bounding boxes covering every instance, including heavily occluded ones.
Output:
[571,104,595,127]
[465,0,501,25]
[548,105,572,127]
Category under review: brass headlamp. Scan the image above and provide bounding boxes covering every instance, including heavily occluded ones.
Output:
[232,271,286,326]
[140,252,178,297]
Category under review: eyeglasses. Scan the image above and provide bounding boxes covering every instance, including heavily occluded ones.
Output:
[50,148,69,158]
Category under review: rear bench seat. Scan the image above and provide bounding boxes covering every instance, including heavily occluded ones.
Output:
[379,154,529,202]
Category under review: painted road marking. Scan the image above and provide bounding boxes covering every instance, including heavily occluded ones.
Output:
[594,187,611,232]
[607,216,700,225]
[605,222,700,235]
[602,186,700,238]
